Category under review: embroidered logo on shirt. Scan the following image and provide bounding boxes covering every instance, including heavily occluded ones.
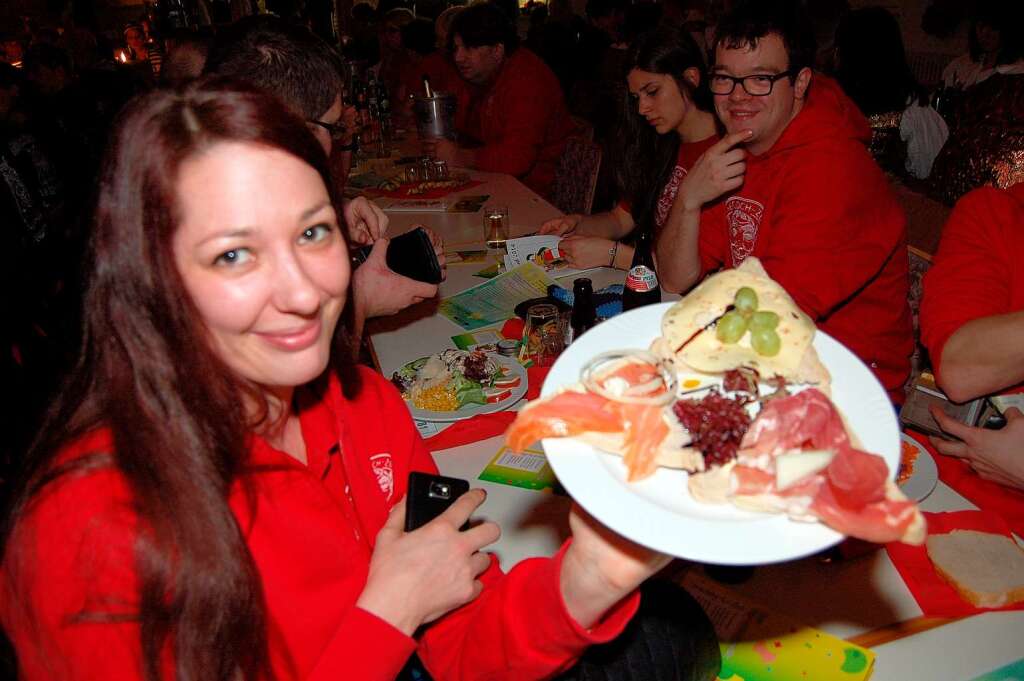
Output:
[725,196,764,265]
[369,453,394,500]
[655,165,687,230]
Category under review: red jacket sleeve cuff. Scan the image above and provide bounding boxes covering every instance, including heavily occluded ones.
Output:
[309,607,416,681]
[549,540,641,645]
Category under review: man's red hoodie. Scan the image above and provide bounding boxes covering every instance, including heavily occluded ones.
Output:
[698,75,913,401]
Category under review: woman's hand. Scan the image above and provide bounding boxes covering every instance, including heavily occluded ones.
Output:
[560,503,671,629]
[929,406,1024,491]
[559,235,617,269]
[677,130,752,212]
[357,490,501,636]
[540,214,583,236]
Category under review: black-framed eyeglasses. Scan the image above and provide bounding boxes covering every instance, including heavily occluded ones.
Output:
[308,119,348,140]
[709,71,794,96]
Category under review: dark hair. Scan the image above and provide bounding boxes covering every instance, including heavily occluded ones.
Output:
[967,2,1023,66]
[449,2,520,52]
[204,16,344,121]
[835,7,926,115]
[615,25,712,230]
[2,76,360,681]
[712,0,817,77]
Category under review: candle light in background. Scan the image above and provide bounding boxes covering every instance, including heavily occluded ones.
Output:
[116,48,128,63]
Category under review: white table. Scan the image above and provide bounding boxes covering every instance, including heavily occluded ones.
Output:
[363,168,1024,681]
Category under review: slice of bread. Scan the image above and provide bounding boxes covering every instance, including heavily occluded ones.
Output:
[926,530,1024,608]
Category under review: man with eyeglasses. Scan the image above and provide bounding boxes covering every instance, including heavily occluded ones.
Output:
[656,0,912,403]
[206,16,446,338]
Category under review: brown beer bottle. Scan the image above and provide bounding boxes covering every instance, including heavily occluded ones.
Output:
[569,277,596,344]
[622,224,661,311]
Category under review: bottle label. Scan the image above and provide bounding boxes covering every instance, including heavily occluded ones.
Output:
[626,265,659,293]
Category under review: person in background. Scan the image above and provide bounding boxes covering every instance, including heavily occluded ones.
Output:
[833,7,948,180]
[400,6,467,127]
[540,25,719,271]
[942,3,1024,90]
[920,182,1024,491]
[421,2,578,201]
[0,76,715,681]
[655,0,913,403]
[205,17,443,337]
[378,7,417,109]
[123,22,161,77]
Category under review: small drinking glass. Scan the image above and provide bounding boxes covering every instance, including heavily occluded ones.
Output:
[522,303,565,367]
[483,205,510,255]
[420,156,435,180]
[404,165,422,183]
[432,159,449,180]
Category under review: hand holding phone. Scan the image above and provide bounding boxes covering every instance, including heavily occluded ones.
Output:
[353,227,443,284]
[358,476,499,634]
[405,472,471,531]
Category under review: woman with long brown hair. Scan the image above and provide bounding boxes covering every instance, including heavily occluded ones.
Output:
[0,78,676,680]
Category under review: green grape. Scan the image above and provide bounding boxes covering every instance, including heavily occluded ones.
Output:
[750,327,782,356]
[734,287,759,314]
[715,311,749,344]
[750,310,780,330]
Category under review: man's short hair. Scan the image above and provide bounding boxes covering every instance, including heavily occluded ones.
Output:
[712,0,817,76]
[204,16,343,121]
[449,2,519,52]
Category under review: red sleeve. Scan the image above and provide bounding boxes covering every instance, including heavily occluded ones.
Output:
[417,541,640,680]
[920,187,1019,380]
[1,458,158,680]
[756,151,905,320]
[473,66,566,178]
[697,202,728,278]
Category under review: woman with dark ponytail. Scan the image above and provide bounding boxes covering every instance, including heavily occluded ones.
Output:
[540,24,719,270]
[0,77,691,681]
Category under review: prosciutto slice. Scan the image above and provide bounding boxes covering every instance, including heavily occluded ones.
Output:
[724,389,925,545]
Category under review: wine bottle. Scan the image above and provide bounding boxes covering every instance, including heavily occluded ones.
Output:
[569,278,596,344]
[622,224,661,311]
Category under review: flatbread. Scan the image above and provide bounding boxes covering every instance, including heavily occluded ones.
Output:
[660,258,829,385]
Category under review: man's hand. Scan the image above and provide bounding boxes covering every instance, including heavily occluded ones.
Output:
[540,214,582,236]
[343,196,389,246]
[678,129,753,211]
[354,238,439,319]
[929,406,1024,491]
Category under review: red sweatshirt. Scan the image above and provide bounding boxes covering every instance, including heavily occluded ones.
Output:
[921,182,1024,389]
[459,48,578,198]
[1,368,637,681]
[697,75,913,400]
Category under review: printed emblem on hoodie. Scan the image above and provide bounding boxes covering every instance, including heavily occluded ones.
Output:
[725,195,764,265]
[369,453,394,500]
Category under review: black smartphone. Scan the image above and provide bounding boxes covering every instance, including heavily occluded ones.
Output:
[353,227,443,284]
[404,472,470,532]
